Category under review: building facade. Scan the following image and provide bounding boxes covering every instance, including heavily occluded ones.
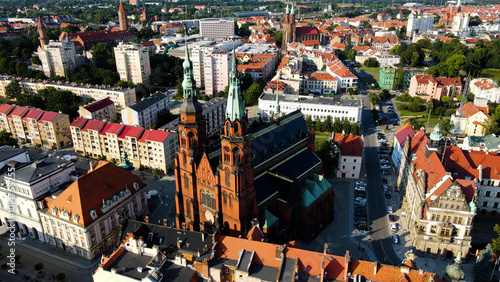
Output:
[470,78,500,104]
[78,97,116,122]
[199,18,234,40]
[304,71,338,95]
[334,134,363,179]
[121,92,169,128]
[203,50,232,96]
[39,161,147,260]
[118,1,128,31]
[407,14,435,36]
[38,40,79,78]
[408,75,462,101]
[114,42,151,84]
[450,102,489,137]
[0,105,71,149]
[378,66,426,90]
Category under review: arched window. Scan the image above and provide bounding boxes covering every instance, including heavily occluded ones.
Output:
[183,152,187,167]
[229,194,233,208]
[225,122,230,136]
[201,190,216,210]
[185,199,191,219]
[188,132,195,148]
[233,122,239,136]
[184,173,189,189]
[223,191,227,206]
[225,168,230,185]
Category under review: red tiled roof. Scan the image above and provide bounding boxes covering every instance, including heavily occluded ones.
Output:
[38,112,60,123]
[458,102,489,118]
[302,40,320,46]
[331,42,346,49]
[70,117,88,128]
[83,97,114,113]
[105,123,125,135]
[296,26,320,36]
[118,126,144,139]
[395,123,415,147]
[0,104,14,114]
[145,130,170,143]
[81,119,106,132]
[455,179,476,202]
[334,134,363,156]
[25,109,44,119]
[10,106,30,117]
[309,72,336,81]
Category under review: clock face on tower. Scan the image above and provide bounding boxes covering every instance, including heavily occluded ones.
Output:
[205,210,214,224]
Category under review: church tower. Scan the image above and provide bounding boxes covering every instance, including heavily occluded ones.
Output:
[118,1,129,31]
[218,48,258,236]
[174,42,207,230]
[281,5,296,54]
[38,17,49,49]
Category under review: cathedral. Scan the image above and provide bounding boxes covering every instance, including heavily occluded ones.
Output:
[174,43,335,242]
[282,5,321,53]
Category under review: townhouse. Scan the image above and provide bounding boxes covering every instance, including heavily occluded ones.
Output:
[470,78,500,104]
[451,102,489,137]
[334,133,364,179]
[304,71,338,95]
[408,74,462,101]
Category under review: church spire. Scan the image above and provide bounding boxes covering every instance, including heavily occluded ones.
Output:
[38,17,49,49]
[226,47,245,122]
[290,4,295,15]
[286,4,290,14]
[118,1,128,31]
[182,41,196,99]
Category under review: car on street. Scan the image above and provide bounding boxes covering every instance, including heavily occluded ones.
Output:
[380,160,390,165]
[355,210,367,216]
[355,223,368,231]
[389,214,396,222]
[390,222,399,232]
[392,234,399,244]
[381,165,391,170]
[382,169,391,175]
[387,206,393,213]
[355,197,367,202]
[383,185,389,192]
[355,186,366,191]
[356,181,366,186]
[385,192,391,199]
[355,216,367,221]
[382,178,388,184]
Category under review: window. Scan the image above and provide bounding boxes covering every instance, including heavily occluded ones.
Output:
[183,152,187,167]
[223,191,227,206]
[486,191,492,197]
[494,202,499,209]
[226,168,230,185]
[202,190,216,210]
[186,199,191,218]
[184,174,189,189]
[229,194,233,208]
[483,201,489,207]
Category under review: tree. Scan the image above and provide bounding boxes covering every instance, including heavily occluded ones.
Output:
[243,82,264,106]
[473,243,493,281]
[90,43,113,69]
[56,272,66,282]
[315,119,324,132]
[315,139,339,173]
[438,119,453,136]
[305,115,313,130]
[274,31,283,47]
[342,119,351,134]
[0,131,17,146]
[34,263,44,272]
[333,118,343,133]
[492,224,500,254]
[323,116,333,132]
[351,122,360,135]
[135,83,151,101]
[5,80,22,99]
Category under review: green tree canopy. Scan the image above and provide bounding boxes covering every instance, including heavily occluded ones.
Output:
[0,131,17,147]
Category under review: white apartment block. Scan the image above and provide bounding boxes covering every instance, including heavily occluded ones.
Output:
[191,45,212,88]
[452,13,470,31]
[258,94,362,122]
[407,14,435,36]
[0,157,75,242]
[114,42,151,84]
[470,78,500,104]
[199,18,235,40]
[0,75,136,112]
[121,92,169,128]
[70,118,178,173]
[38,40,79,78]
[204,50,232,96]
[326,60,358,93]
[78,98,116,122]
[304,71,338,95]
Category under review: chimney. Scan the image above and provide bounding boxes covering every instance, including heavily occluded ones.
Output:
[197,248,200,257]
[89,161,94,172]
[177,238,181,248]
[374,262,379,275]
[145,216,149,223]
[344,251,351,281]
[163,219,168,226]
[478,164,483,181]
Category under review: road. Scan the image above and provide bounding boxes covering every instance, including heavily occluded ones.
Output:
[358,93,402,266]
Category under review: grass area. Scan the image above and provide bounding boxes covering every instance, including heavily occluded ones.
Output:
[357,66,380,85]
[413,117,440,124]
[315,131,332,137]
[481,69,500,83]
[359,66,381,74]
[396,102,428,117]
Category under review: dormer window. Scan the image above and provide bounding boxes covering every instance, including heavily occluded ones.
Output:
[51,206,58,215]
[90,209,97,219]
[61,210,70,220]
[133,182,139,190]
[73,214,79,223]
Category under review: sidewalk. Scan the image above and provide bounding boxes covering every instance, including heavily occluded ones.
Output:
[0,235,98,270]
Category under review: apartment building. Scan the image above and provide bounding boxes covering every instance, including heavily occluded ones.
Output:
[0,156,75,242]
[39,161,147,260]
[409,74,462,101]
[237,52,279,82]
[70,118,177,173]
[114,42,151,84]
[334,133,364,179]
[191,45,212,88]
[0,75,137,111]
[379,65,426,90]
[407,13,435,36]
[304,71,338,95]
[369,36,401,54]
[470,78,500,104]
[259,94,362,122]
[0,104,71,149]
[199,18,234,40]
[451,102,489,137]
[396,129,475,259]
[78,98,116,122]
[38,40,80,78]
[326,60,358,93]
[203,50,232,96]
[121,92,169,128]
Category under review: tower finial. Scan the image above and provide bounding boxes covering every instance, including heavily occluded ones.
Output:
[226,45,245,122]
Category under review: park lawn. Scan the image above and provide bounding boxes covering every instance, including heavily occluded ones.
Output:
[414,117,440,124]
[396,102,428,117]
[359,66,381,74]
[481,69,500,82]
[315,131,332,137]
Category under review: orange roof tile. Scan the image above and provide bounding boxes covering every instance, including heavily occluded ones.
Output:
[309,72,336,81]
[458,102,489,118]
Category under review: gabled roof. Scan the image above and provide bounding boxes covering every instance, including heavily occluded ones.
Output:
[118,126,144,139]
[458,102,489,118]
[25,109,44,120]
[296,26,320,36]
[10,106,30,117]
[70,117,88,128]
[309,71,336,81]
[395,123,415,147]
[44,161,145,226]
[81,119,106,132]
[334,133,363,156]
[38,112,61,123]
[0,104,14,115]
[83,97,114,113]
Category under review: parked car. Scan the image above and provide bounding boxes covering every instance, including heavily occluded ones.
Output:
[390,222,398,232]
[385,192,391,199]
[355,197,367,202]
[356,181,366,186]
[355,216,367,221]
[356,223,368,231]
[383,185,389,192]
[389,214,396,222]
[382,170,391,175]
[392,234,399,244]
[355,210,367,216]
[355,186,366,191]
[387,206,393,213]
[382,178,388,184]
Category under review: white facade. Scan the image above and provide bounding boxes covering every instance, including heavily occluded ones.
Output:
[114,42,151,84]
[470,78,500,104]
[258,93,362,122]
[191,46,212,88]
[407,14,435,36]
[199,18,234,40]
[204,50,232,96]
[452,13,470,31]
[38,40,78,78]
[121,92,170,128]
[337,155,362,179]
[0,75,136,112]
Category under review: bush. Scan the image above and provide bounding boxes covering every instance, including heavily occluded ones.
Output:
[139,165,145,171]
[97,156,105,161]
[152,169,159,175]
[84,153,90,158]
[34,263,44,271]
[111,159,117,164]
[364,58,380,67]
[56,272,66,281]
[445,108,457,116]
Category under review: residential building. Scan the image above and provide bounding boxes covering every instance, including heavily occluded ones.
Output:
[237,52,279,82]
[461,134,500,152]
[259,94,362,122]
[95,219,440,282]
[191,45,212,88]
[0,105,71,149]
[67,30,135,51]
[407,13,435,36]
[0,75,137,112]
[121,92,169,128]
[204,50,232,96]
[408,74,462,101]
[396,129,475,259]
[175,47,334,242]
[38,40,79,78]
[391,123,416,169]
[470,78,500,104]
[199,18,234,40]
[451,102,489,137]
[452,12,470,31]
[39,161,147,259]
[70,118,177,172]
[379,65,426,90]
[0,146,30,170]
[334,134,364,179]
[78,98,116,122]
[326,60,358,93]
[0,156,75,242]
[370,36,401,54]
[114,42,151,84]
[304,71,338,95]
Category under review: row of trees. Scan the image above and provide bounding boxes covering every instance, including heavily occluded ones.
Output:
[305,115,360,136]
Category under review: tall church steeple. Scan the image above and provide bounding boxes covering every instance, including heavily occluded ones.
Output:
[226,48,245,122]
[38,17,49,49]
[118,1,129,31]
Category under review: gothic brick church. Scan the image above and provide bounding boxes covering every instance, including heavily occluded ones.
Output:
[282,4,321,53]
[174,45,334,242]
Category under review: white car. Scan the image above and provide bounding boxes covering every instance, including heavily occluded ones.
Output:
[383,185,389,192]
[356,181,366,186]
[355,186,366,191]
[382,165,391,169]
[356,198,367,203]
[387,206,393,213]
[390,223,398,232]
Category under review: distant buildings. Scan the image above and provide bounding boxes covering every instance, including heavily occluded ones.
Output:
[78,98,116,122]
[407,13,435,36]
[121,92,169,128]
[199,18,234,39]
[334,133,364,179]
[304,71,338,95]
[408,74,462,101]
[70,118,177,172]
[204,50,232,96]
[0,104,71,149]
[114,42,151,84]
[451,102,489,137]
